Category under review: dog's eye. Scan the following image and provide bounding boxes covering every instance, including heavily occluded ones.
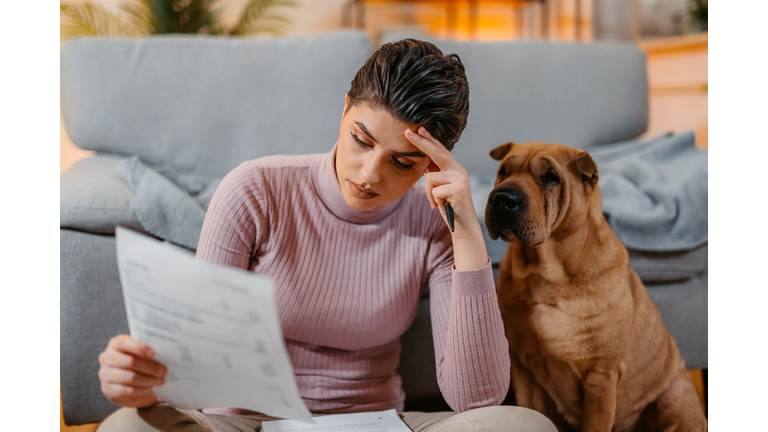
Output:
[498,166,507,179]
[542,171,559,184]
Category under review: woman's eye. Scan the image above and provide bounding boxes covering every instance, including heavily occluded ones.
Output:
[351,132,370,148]
[542,171,559,183]
[393,157,414,171]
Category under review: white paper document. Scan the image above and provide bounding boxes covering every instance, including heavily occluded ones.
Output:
[263,409,411,432]
[115,227,314,423]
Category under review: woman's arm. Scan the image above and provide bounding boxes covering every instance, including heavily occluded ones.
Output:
[196,161,270,268]
[425,223,510,412]
[408,127,511,411]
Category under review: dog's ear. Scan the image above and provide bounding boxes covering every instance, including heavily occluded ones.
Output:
[571,152,599,185]
[490,142,515,161]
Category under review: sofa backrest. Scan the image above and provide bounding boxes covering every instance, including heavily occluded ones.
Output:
[381,33,649,173]
[61,31,373,179]
[62,30,649,178]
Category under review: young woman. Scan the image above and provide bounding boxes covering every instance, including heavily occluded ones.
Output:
[96,39,556,432]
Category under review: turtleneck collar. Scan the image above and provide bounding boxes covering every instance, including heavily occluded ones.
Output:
[310,142,403,225]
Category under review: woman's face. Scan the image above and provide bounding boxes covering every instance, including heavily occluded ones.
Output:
[335,98,433,212]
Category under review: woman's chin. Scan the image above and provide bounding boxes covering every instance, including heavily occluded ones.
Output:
[343,194,383,211]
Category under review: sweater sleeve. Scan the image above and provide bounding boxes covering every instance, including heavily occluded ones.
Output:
[196,162,269,269]
[426,221,511,412]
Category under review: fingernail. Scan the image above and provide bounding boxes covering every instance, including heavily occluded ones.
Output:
[419,127,426,135]
[145,347,155,358]
[406,129,415,135]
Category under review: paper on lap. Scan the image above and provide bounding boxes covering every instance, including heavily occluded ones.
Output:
[115,227,314,423]
[263,409,411,432]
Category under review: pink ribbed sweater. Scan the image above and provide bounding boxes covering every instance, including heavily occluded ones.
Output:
[196,144,510,414]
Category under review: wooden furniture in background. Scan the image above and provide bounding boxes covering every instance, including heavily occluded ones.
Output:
[343,0,548,39]
[637,32,708,148]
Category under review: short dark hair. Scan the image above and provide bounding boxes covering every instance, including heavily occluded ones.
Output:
[347,39,470,151]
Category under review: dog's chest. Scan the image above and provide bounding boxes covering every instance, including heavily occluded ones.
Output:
[503,274,606,359]
[501,274,628,428]
[508,289,593,427]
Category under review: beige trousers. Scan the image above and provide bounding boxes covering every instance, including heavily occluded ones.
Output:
[97,404,557,432]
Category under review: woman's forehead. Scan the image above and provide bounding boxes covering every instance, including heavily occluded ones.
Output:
[348,105,423,154]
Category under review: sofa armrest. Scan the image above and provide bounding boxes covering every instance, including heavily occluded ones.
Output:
[60,155,144,234]
[60,229,127,425]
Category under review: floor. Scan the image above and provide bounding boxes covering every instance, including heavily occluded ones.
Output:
[60,398,98,432]
[60,370,706,431]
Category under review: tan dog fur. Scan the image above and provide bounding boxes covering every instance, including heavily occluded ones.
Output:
[485,142,707,432]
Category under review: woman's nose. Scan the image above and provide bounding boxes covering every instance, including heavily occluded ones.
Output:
[360,154,382,185]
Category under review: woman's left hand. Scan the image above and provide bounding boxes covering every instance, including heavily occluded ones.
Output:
[405,127,489,271]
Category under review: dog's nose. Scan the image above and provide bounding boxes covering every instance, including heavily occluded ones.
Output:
[492,192,522,214]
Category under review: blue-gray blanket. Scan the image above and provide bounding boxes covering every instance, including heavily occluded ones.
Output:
[119,132,707,253]
[589,131,707,251]
[117,156,221,250]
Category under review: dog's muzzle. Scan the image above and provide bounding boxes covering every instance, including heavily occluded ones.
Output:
[485,187,527,240]
[490,190,523,214]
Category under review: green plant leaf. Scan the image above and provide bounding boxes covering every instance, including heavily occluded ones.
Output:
[61,0,296,39]
[119,0,154,36]
[227,0,296,36]
[60,2,139,40]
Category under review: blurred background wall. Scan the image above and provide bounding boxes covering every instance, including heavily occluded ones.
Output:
[60,0,707,167]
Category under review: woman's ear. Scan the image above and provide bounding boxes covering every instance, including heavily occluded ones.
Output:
[341,94,349,121]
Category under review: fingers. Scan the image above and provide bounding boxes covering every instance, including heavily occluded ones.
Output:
[405,127,458,172]
[98,334,166,408]
[407,127,480,237]
[99,367,165,389]
[100,349,167,378]
[423,171,456,209]
[429,183,457,232]
[110,334,156,359]
[424,171,467,207]
[103,335,167,377]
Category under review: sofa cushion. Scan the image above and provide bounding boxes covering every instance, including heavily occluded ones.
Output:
[645,268,708,369]
[61,30,374,179]
[628,243,708,284]
[60,155,144,233]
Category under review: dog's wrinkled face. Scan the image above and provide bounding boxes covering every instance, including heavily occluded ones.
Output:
[485,142,599,246]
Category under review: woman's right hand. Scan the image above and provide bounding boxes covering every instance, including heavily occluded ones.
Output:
[98,334,167,408]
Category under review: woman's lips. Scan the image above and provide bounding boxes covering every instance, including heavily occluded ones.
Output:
[348,181,379,200]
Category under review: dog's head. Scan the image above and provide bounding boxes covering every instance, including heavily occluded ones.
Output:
[485,142,600,246]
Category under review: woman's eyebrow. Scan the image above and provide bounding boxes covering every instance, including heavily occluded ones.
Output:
[354,120,426,158]
[396,151,426,158]
[354,121,377,143]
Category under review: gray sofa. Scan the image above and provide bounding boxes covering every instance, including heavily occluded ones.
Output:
[60,30,707,426]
